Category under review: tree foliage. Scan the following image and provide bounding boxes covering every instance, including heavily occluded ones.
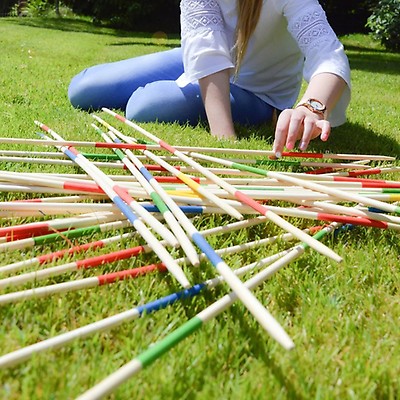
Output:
[3,0,395,40]
[320,0,379,34]
[0,0,17,16]
[366,0,400,51]
[63,0,180,32]
[61,0,377,34]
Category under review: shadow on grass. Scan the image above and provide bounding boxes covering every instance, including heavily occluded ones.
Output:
[347,50,400,75]
[307,122,400,159]
[344,44,389,54]
[5,16,117,34]
[109,41,179,49]
[229,304,306,400]
[4,16,179,42]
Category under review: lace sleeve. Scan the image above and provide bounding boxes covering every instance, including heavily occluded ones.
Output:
[180,0,225,38]
[285,2,350,87]
[180,0,234,83]
[287,6,334,53]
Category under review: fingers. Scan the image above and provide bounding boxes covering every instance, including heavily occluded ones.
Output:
[317,119,331,141]
[286,113,304,150]
[298,117,317,150]
[273,109,331,156]
[273,109,291,157]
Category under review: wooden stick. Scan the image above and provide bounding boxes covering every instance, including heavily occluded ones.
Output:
[0,136,394,161]
[92,115,243,220]
[268,171,400,216]
[0,215,269,277]
[188,151,400,215]
[0,240,300,368]
[0,229,304,303]
[34,121,190,289]
[75,223,339,400]
[92,119,297,343]
[0,211,119,241]
[98,112,342,262]
[0,231,135,276]
[0,218,132,257]
[174,201,400,231]
[92,124,200,267]
[297,200,400,225]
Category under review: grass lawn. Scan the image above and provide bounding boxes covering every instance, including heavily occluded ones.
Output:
[0,17,399,400]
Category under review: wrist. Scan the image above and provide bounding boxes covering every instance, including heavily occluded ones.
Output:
[295,98,327,119]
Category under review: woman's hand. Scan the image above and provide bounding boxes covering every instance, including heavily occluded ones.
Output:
[273,106,331,157]
[272,73,347,157]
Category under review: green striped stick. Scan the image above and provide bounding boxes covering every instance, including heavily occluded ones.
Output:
[91,123,199,267]
[76,223,338,400]
[189,152,400,216]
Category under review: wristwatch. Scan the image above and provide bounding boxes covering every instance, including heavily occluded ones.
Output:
[296,98,327,118]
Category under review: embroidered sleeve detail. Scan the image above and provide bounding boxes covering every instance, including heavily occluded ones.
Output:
[180,0,224,37]
[287,6,335,53]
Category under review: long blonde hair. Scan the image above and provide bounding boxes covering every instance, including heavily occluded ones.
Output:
[235,0,263,77]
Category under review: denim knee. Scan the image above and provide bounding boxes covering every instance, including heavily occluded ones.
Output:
[126,81,206,125]
[68,68,131,111]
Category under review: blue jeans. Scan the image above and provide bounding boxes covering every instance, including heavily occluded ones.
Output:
[68,47,274,126]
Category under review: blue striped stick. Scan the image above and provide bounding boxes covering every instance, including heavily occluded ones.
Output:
[0,224,307,303]
[34,121,190,289]
[76,223,339,400]
[93,114,293,347]
[0,233,302,368]
[91,123,200,267]
[92,115,243,220]
[99,112,342,264]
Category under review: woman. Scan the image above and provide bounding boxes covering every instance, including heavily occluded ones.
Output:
[68,0,351,156]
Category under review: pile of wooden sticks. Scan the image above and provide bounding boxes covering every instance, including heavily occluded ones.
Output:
[0,108,398,399]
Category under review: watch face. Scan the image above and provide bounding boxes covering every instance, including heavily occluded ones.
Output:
[308,99,325,111]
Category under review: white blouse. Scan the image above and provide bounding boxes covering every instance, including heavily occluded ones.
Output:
[179,0,351,126]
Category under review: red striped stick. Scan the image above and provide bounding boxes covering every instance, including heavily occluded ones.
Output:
[187,203,400,231]
[100,109,341,263]
[0,212,120,241]
[92,114,244,220]
[0,228,309,303]
[0,214,281,289]
[0,136,394,161]
[281,171,400,188]
[0,231,136,276]
[0,214,271,277]
[329,166,400,177]
[0,241,154,290]
[296,200,400,225]
[0,219,132,254]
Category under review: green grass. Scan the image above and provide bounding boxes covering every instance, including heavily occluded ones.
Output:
[0,17,399,400]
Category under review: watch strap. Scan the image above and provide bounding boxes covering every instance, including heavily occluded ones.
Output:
[296,98,327,118]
